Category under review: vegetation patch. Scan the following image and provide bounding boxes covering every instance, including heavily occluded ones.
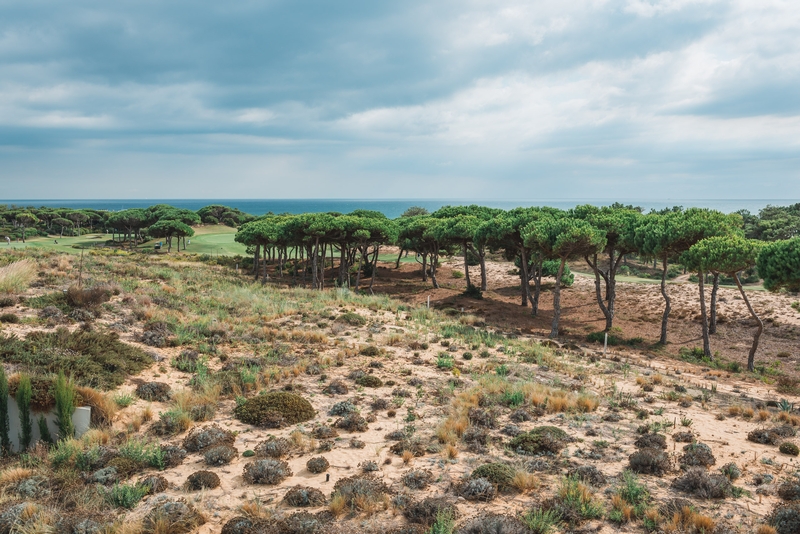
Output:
[234,391,315,426]
[509,426,570,455]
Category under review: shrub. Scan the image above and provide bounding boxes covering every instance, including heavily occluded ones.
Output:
[634,433,666,450]
[332,474,389,510]
[769,502,800,534]
[329,400,357,416]
[456,515,528,534]
[355,375,383,388]
[460,477,497,501]
[521,508,560,534]
[779,442,800,456]
[234,391,315,426]
[185,470,221,491]
[105,483,148,509]
[66,285,112,309]
[204,445,238,466]
[680,442,716,467]
[16,374,32,451]
[306,456,329,474]
[312,425,338,439]
[470,463,515,491]
[463,283,483,300]
[0,328,151,390]
[255,437,291,458]
[720,462,741,481]
[778,482,800,501]
[152,409,192,436]
[161,445,187,468]
[468,407,497,429]
[54,371,76,440]
[672,467,733,498]
[628,448,671,476]
[243,459,292,484]
[509,426,569,455]
[322,379,349,395]
[389,437,426,457]
[404,497,457,526]
[137,474,168,495]
[748,426,796,445]
[135,382,171,402]
[360,345,381,356]
[142,500,205,534]
[337,312,366,326]
[183,424,235,452]
[335,413,368,432]
[545,476,604,526]
[284,485,327,507]
[0,313,19,324]
[119,438,166,470]
[568,465,606,487]
[403,469,434,490]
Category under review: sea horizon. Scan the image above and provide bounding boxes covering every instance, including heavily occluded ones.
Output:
[1,198,797,218]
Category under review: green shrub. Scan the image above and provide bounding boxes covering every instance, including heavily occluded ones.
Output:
[355,375,383,388]
[16,374,32,451]
[113,393,135,408]
[337,312,366,326]
[106,483,147,509]
[462,284,482,300]
[37,416,53,444]
[54,371,75,440]
[779,442,800,456]
[470,463,515,491]
[521,508,560,534]
[509,426,569,455]
[462,352,473,360]
[0,313,19,324]
[0,328,151,390]
[234,391,315,426]
[119,438,165,470]
[359,345,381,357]
[436,354,454,369]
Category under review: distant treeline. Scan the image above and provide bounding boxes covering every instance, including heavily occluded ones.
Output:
[2,202,799,371]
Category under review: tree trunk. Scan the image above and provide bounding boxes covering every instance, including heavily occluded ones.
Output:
[709,272,719,334]
[167,236,172,252]
[262,245,268,284]
[478,251,487,291]
[463,243,471,288]
[312,238,319,289]
[430,252,439,289]
[253,244,260,279]
[550,259,566,338]
[698,272,712,358]
[519,248,529,307]
[355,245,364,290]
[421,253,428,282]
[531,260,541,316]
[587,254,612,330]
[395,248,404,269]
[734,272,762,372]
[369,245,379,294]
[659,257,671,345]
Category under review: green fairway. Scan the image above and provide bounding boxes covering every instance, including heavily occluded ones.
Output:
[181,226,246,256]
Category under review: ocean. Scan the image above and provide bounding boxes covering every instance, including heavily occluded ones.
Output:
[0,199,797,218]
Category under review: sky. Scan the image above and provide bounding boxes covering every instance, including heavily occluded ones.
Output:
[1,0,799,200]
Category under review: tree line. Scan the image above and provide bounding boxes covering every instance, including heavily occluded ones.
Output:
[2,202,799,372]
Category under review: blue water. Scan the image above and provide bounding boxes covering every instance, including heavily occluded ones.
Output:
[1,199,797,218]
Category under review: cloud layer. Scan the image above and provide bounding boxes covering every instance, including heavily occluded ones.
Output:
[1,0,798,199]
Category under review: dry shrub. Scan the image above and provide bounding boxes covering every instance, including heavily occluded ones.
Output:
[757,526,778,534]
[628,448,671,476]
[255,437,291,458]
[442,444,458,459]
[404,497,458,526]
[511,471,539,492]
[0,260,36,294]
[284,486,327,507]
[243,459,293,485]
[184,470,221,491]
[66,285,112,309]
[671,467,732,498]
[331,474,389,513]
[182,424,235,452]
[575,394,599,412]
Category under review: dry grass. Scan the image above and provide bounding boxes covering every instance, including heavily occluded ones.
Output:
[76,386,117,427]
[611,494,633,523]
[329,494,347,517]
[240,499,274,520]
[756,526,777,534]
[661,506,716,534]
[728,405,742,417]
[442,444,458,460]
[651,374,663,385]
[758,410,771,422]
[0,467,35,487]
[511,471,539,492]
[0,259,36,294]
[289,429,317,453]
[402,450,414,465]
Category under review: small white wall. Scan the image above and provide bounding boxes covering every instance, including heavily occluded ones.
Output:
[6,396,91,452]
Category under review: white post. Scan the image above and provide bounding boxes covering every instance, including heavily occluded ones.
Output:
[603,332,608,355]
[427,295,430,309]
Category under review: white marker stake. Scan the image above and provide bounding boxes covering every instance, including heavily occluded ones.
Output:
[603,332,608,355]
[427,295,430,309]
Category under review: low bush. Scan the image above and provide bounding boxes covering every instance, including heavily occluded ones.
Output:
[403,469,434,490]
[337,312,366,326]
[284,485,327,507]
[748,426,796,445]
[680,442,716,467]
[105,483,147,509]
[355,375,383,388]
[335,413,368,432]
[404,497,458,526]
[331,474,389,511]
[204,445,238,466]
[183,424,235,453]
[306,456,329,474]
[779,442,800,456]
[628,448,671,476]
[672,467,733,498]
[470,463,515,492]
[243,459,293,485]
[509,426,569,455]
[234,391,315,426]
[459,477,497,501]
[135,382,171,402]
[254,437,291,458]
[768,502,800,534]
[184,470,221,491]
[634,433,666,450]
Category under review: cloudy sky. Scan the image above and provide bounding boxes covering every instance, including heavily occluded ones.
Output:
[1,0,799,200]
